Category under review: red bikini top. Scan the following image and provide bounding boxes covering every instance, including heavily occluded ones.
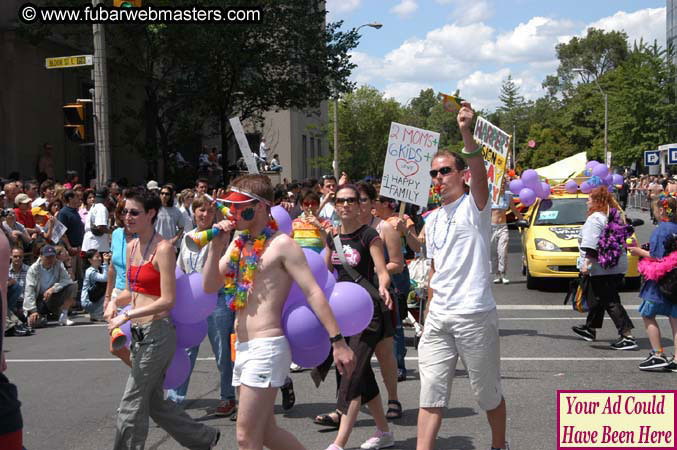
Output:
[128,247,162,297]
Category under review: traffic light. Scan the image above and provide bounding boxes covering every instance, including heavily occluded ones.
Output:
[114,0,141,6]
[63,103,85,142]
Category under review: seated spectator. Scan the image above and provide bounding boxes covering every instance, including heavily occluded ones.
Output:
[2,209,32,248]
[13,194,37,236]
[270,154,282,172]
[24,245,77,328]
[81,249,109,322]
[5,246,32,337]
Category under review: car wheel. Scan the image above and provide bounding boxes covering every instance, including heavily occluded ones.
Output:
[526,263,538,290]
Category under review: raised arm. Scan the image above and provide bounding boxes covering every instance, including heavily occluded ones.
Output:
[458,102,489,211]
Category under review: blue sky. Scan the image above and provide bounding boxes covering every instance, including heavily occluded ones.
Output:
[326,0,666,110]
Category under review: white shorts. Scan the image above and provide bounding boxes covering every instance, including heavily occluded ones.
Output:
[232,335,292,388]
[418,309,503,410]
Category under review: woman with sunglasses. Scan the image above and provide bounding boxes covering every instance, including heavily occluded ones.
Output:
[106,188,219,450]
[324,184,395,450]
[154,185,184,252]
[292,189,332,254]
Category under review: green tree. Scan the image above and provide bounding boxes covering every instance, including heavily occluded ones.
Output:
[327,86,401,178]
[543,28,629,97]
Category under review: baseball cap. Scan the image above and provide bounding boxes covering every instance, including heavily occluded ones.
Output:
[14,193,31,205]
[31,207,48,216]
[147,180,160,191]
[41,245,57,257]
[32,198,47,208]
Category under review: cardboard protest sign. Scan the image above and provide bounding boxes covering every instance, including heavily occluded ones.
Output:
[379,122,439,208]
[229,117,259,174]
[473,117,511,204]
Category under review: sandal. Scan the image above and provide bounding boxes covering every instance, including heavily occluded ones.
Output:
[386,400,402,419]
[314,410,341,428]
[281,378,296,411]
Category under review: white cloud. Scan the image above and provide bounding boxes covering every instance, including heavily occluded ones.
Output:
[383,82,432,104]
[456,68,511,110]
[435,0,492,25]
[482,16,576,64]
[586,7,665,47]
[390,0,418,19]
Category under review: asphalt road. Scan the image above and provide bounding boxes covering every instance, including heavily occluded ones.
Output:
[5,208,674,450]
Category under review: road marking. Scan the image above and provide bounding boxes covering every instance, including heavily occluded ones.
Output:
[500,316,668,321]
[6,356,648,363]
[497,305,641,310]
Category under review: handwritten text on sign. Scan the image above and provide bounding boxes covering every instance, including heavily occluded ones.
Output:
[380,122,439,208]
[473,117,511,205]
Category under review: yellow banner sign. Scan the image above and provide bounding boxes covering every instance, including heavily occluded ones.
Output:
[45,55,93,69]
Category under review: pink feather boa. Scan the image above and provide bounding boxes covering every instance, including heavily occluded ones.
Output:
[638,252,677,281]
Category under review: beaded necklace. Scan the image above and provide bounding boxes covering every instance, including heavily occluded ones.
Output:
[431,194,466,251]
[224,219,278,311]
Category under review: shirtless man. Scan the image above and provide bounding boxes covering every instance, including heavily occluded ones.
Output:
[202,174,355,450]
[648,179,664,224]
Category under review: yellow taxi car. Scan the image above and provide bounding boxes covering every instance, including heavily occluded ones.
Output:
[516,192,642,290]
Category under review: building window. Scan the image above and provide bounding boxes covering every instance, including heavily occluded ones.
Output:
[302,135,307,179]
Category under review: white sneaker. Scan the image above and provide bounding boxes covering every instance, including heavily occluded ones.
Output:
[360,430,394,449]
[290,363,303,372]
[501,277,510,285]
[493,277,503,284]
[59,312,75,326]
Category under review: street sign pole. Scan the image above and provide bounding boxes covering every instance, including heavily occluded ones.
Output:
[92,0,111,188]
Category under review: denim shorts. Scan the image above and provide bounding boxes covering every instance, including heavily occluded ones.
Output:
[639,299,677,318]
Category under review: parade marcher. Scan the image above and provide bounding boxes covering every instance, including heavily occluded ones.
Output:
[106,188,220,449]
[322,183,394,450]
[154,185,184,251]
[202,174,355,450]
[490,180,523,284]
[628,194,677,370]
[291,189,332,254]
[571,186,637,350]
[104,197,133,367]
[166,195,237,417]
[417,102,508,450]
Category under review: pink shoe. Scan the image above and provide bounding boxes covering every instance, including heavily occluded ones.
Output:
[325,444,343,450]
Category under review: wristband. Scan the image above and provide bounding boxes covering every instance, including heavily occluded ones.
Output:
[460,146,483,159]
[329,333,344,344]
[124,311,131,322]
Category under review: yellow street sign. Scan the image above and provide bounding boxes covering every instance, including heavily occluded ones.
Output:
[45,55,93,69]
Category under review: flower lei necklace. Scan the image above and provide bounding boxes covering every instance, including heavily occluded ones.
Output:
[224,219,278,311]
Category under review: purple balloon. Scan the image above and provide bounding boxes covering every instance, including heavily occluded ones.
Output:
[509,179,524,194]
[592,164,609,178]
[171,272,214,325]
[521,169,540,189]
[303,248,328,289]
[612,174,624,185]
[328,282,373,336]
[283,303,328,351]
[163,348,191,389]
[175,265,184,280]
[519,187,537,207]
[323,271,336,297]
[175,319,208,349]
[290,338,331,368]
[565,180,578,194]
[580,181,592,194]
[271,206,292,236]
[604,174,614,186]
[540,182,551,200]
[586,160,600,170]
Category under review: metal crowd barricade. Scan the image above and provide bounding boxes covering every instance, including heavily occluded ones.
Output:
[628,190,651,211]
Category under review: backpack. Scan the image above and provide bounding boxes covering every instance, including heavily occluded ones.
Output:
[658,233,677,304]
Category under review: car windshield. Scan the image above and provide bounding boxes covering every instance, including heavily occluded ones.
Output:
[533,198,588,226]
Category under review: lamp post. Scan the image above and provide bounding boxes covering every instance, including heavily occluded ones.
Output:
[573,68,609,166]
[332,22,382,179]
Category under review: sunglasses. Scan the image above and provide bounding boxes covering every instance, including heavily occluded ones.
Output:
[335,197,358,206]
[429,166,457,177]
[303,201,319,207]
[122,208,142,217]
[160,191,171,196]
